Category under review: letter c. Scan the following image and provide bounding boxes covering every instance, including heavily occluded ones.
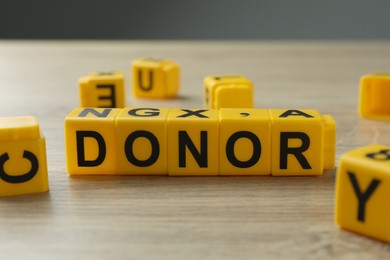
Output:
[0,151,39,183]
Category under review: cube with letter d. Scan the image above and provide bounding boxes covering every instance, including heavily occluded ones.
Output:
[65,108,121,175]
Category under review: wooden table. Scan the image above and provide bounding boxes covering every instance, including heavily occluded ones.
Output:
[0,41,390,259]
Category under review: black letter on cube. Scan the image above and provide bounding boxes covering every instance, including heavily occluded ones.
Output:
[124,130,160,167]
[97,85,116,108]
[347,172,381,222]
[79,108,112,118]
[279,110,314,118]
[76,131,106,167]
[280,132,311,169]
[366,149,390,161]
[179,131,208,168]
[0,151,38,183]
[226,131,261,168]
[138,70,153,91]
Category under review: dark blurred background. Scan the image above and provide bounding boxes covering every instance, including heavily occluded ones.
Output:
[1,0,390,39]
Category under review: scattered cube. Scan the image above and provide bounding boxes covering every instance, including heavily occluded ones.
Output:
[335,144,390,243]
[204,75,253,109]
[79,71,126,108]
[65,107,121,175]
[116,108,169,175]
[132,58,180,99]
[219,108,271,175]
[167,109,219,176]
[0,116,48,196]
[359,74,390,120]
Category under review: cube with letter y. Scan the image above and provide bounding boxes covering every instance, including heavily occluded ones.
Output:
[335,145,390,243]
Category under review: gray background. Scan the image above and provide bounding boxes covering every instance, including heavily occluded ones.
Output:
[1,0,390,39]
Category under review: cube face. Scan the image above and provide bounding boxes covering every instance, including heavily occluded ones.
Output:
[79,71,126,108]
[322,114,336,170]
[219,108,271,175]
[0,116,48,197]
[116,108,169,175]
[359,74,390,120]
[269,109,324,176]
[65,107,121,175]
[203,75,253,109]
[132,58,180,99]
[335,145,390,243]
[167,109,219,175]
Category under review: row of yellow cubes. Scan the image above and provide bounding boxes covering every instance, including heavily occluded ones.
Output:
[65,107,336,176]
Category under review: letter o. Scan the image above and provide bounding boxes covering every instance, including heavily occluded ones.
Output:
[226,131,261,168]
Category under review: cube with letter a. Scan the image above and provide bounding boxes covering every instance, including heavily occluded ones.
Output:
[269,109,325,176]
[79,71,126,108]
[335,144,390,243]
[0,116,48,196]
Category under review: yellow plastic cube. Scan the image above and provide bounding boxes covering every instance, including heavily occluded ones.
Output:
[116,108,170,175]
[79,71,126,108]
[219,108,271,175]
[269,109,326,176]
[335,144,390,243]
[0,116,48,196]
[322,114,336,170]
[132,58,180,99]
[204,75,253,109]
[167,109,219,175]
[359,74,390,120]
[65,107,121,175]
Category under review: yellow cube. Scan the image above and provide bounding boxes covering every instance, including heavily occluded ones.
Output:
[269,109,325,176]
[335,144,390,243]
[359,74,390,120]
[219,108,271,175]
[132,58,180,99]
[65,107,121,175]
[204,75,253,109]
[167,109,219,175]
[0,116,48,196]
[79,71,126,108]
[116,108,169,175]
[322,114,336,170]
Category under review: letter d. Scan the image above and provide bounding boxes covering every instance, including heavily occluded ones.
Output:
[76,131,106,167]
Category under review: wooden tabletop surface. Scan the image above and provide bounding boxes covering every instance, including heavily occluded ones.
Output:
[0,40,390,259]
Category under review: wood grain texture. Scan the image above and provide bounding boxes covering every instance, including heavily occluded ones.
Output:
[1,40,390,259]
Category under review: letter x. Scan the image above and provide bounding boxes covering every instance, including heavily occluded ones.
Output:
[177,109,209,118]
